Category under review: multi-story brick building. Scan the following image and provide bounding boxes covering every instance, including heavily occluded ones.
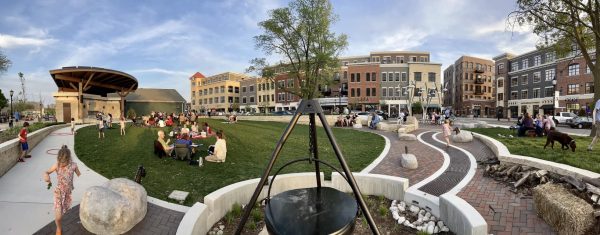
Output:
[496,49,557,118]
[556,54,596,113]
[274,73,301,111]
[256,77,276,113]
[340,51,442,115]
[492,53,515,118]
[239,77,257,113]
[443,56,496,117]
[190,72,245,113]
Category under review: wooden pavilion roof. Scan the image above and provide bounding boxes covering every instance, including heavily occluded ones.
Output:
[50,66,138,96]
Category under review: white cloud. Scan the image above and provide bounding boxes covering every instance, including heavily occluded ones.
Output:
[0,34,56,48]
[129,68,191,77]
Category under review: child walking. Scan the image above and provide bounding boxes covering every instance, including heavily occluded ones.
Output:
[120,116,126,136]
[70,118,76,135]
[442,119,452,148]
[43,145,81,235]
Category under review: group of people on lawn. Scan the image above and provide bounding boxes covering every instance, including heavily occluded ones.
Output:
[154,112,228,164]
[515,113,556,137]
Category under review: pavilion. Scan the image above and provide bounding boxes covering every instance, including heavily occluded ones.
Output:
[50,66,138,123]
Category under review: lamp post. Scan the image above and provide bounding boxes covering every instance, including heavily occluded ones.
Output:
[9,90,14,121]
[552,76,557,117]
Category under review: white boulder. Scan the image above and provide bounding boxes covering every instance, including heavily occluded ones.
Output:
[377,122,398,132]
[398,133,417,141]
[452,130,473,143]
[353,123,362,129]
[80,178,147,235]
[409,205,420,215]
[397,216,406,224]
[400,153,418,169]
[441,226,450,232]
[437,220,445,228]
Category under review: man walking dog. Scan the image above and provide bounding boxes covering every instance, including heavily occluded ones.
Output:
[588,98,600,151]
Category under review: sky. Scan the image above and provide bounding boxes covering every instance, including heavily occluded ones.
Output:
[0,0,537,105]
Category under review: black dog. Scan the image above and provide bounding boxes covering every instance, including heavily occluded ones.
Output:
[544,130,576,152]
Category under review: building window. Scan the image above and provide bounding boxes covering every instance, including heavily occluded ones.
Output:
[250,96,255,103]
[192,91,195,97]
[400,87,406,96]
[389,87,395,97]
[428,72,436,82]
[546,52,555,62]
[366,88,371,96]
[567,103,580,112]
[544,87,554,97]
[498,79,504,88]
[522,59,528,69]
[372,72,376,81]
[220,86,225,93]
[401,72,407,82]
[533,72,541,83]
[393,72,398,81]
[497,63,504,72]
[382,88,387,97]
[568,64,580,76]
[242,97,247,104]
[288,79,294,88]
[258,84,262,91]
[220,96,225,103]
[511,91,518,100]
[533,88,540,98]
[587,62,594,74]
[521,75,528,85]
[567,84,579,95]
[271,82,275,89]
[258,96,262,102]
[366,72,371,81]
[511,63,518,71]
[586,82,594,93]
[350,88,355,97]
[545,69,555,81]
[412,56,417,62]
[382,72,387,82]
[414,72,422,81]
[278,81,284,88]
[357,88,361,97]
[235,87,239,93]
[520,90,528,99]
[242,86,247,93]
[534,55,541,66]
[498,93,504,101]
[371,88,376,96]
[356,73,361,82]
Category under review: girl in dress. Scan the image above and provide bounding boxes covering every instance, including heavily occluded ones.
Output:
[120,116,126,136]
[43,145,81,235]
[442,119,452,148]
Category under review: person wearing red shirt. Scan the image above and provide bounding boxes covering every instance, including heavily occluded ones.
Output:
[17,122,30,162]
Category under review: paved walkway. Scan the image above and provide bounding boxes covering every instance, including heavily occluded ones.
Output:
[366,123,556,234]
[0,126,186,235]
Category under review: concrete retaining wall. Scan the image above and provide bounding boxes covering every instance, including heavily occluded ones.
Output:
[331,172,408,201]
[176,203,210,235]
[473,133,600,179]
[439,194,488,235]
[235,115,338,127]
[0,124,69,177]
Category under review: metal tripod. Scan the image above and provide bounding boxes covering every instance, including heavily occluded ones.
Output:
[235,99,380,234]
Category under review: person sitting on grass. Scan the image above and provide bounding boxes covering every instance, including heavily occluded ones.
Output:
[518,113,534,137]
[203,122,213,136]
[176,133,196,155]
[205,130,227,163]
[157,130,173,156]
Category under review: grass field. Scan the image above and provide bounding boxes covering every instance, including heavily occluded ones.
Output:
[74,119,385,206]
[469,127,600,173]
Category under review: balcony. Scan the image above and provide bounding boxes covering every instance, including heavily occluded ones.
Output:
[475,78,485,84]
[474,67,484,73]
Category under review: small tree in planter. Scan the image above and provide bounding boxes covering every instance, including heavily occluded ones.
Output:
[126,108,137,121]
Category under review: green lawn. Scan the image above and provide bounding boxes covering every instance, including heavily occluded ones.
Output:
[469,127,600,173]
[74,119,385,206]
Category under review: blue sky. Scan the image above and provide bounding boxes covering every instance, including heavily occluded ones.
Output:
[0,0,537,104]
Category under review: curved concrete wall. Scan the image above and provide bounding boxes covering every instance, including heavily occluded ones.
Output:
[0,124,68,177]
[234,115,338,127]
[331,172,408,200]
[439,194,487,235]
[473,133,600,179]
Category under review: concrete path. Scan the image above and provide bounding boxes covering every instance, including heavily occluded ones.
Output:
[0,125,186,235]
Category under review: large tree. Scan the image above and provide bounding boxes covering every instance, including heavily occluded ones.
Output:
[0,89,7,111]
[0,50,10,74]
[511,1,600,101]
[247,0,348,100]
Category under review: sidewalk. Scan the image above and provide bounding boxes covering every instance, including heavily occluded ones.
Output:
[0,126,108,234]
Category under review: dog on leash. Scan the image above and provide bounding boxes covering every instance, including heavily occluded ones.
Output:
[544,129,576,152]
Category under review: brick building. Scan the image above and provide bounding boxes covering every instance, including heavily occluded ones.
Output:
[443,56,496,117]
[556,54,596,114]
[492,53,515,118]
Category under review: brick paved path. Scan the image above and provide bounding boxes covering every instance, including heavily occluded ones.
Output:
[366,129,445,186]
[34,203,184,235]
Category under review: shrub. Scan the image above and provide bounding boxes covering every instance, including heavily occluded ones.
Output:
[126,108,137,120]
[378,204,389,217]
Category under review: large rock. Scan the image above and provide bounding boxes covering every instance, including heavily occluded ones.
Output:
[398,133,417,141]
[451,130,473,142]
[476,121,490,128]
[400,153,418,169]
[353,123,362,129]
[406,116,419,130]
[80,178,148,235]
[377,122,399,132]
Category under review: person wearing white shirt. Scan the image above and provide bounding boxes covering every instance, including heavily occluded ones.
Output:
[588,98,600,151]
[205,131,227,163]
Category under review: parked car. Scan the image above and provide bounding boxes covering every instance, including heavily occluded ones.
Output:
[355,112,383,122]
[375,110,389,120]
[569,116,593,129]
[271,110,293,116]
[552,112,578,125]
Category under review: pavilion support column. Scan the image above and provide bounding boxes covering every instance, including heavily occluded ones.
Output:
[117,85,135,118]
[78,80,83,122]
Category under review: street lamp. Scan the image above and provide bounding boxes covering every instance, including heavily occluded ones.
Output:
[552,76,557,116]
[9,90,14,121]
